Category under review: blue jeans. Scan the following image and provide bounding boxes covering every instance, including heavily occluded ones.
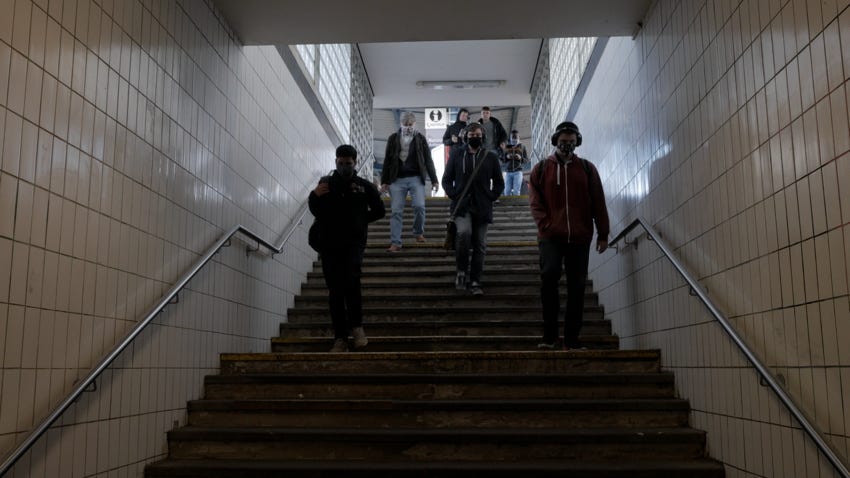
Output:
[454,212,489,283]
[504,171,523,196]
[389,176,426,246]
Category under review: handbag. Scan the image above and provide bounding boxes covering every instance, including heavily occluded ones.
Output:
[443,150,488,251]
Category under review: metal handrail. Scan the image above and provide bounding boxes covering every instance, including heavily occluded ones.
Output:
[0,171,328,475]
[609,217,850,478]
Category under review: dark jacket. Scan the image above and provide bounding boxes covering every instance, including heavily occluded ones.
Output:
[478,116,508,150]
[528,153,609,245]
[442,112,468,146]
[381,131,439,186]
[441,147,504,224]
[501,143,529,172]
[308,172,385,251]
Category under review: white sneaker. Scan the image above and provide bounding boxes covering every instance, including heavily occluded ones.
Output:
[455,271,466,290]
[352,327,368,348]
[329,339,348,352]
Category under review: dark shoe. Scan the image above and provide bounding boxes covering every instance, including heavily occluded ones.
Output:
[469,281,483,296]
[386,244,402,252]
[415,235,426,243]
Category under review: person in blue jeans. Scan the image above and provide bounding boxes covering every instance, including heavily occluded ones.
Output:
[501,129,529,196]
[380,111,439,252]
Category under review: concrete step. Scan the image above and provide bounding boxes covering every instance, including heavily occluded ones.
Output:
[339,262,544,274]
[293,292,597,309]
[366,233,539,246]
[301,275,594,297]
[340,253,541,267]
[270,335,619,352]
[361,246,541,259]
[164,426,707,461]
[306,265,555,280]
[186,398,690,429]
[279,320,612,337]
[146,458,726,477]
[219,350,662,375]
[203,372,678,400]
[286,305,605,323]
[301,276,593,291]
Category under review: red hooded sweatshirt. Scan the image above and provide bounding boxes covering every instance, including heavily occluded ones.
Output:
[528,153,609,245]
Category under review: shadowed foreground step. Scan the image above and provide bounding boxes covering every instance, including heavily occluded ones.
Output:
[219,350,662,374]
[146,459,725,477]
[165,426,708,461]
[202,372,679,400]
[186,398,690,428]
[269,334,619,352]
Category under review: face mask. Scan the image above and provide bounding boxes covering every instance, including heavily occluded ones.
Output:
[401,125,415,136]
[336,164,355,179]
[509,137,518,145]
[558,143,575,155]
[467,137,482,149]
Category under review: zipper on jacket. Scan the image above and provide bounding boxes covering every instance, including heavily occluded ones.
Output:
[564,159,571,242]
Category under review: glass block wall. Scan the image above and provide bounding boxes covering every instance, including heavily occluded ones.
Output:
[350,48,374,181]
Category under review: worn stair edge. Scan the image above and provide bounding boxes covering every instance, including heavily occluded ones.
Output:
[202,372,677,400]
[165,426,707,461]
[187,398,691,412]
[269,335,619,352]
[221,349,660,362]
[145,458,726,478]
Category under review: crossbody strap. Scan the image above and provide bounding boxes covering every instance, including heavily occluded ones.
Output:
[450,150,488,220]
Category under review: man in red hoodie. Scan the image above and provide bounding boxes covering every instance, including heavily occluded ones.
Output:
[528,121,609,350]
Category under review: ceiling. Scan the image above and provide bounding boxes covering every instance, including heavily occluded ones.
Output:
[361,40,542,108]
[213,0,652,109]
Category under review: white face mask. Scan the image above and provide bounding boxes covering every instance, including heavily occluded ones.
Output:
[401,125,415,136]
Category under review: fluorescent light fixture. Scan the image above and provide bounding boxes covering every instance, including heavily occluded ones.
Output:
[416,80,506,90]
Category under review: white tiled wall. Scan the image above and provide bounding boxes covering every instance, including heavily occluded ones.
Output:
[581,0,850,476]
[0,0,332,475]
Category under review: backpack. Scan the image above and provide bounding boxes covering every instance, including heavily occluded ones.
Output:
[308,220,323,252]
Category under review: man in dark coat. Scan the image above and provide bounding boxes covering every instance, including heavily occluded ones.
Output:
[309,145,386,352]
[442,108,469,147]
[441,123,504,296]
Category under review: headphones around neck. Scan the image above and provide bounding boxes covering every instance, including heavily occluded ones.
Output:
[550,121,583,147]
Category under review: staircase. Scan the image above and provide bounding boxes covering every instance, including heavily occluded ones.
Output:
[146,196,725,477]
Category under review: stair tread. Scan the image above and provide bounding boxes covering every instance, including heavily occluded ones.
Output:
[222,349,660,361]
[147,458,725,472]
[168,426,706,441]
[204,372,676,384]
[271,335,618,343]
[188,398,691,411]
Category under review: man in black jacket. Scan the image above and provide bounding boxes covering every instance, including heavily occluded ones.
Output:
[309,145,386,352]
[442,108,469,147]
[477,106,508,155]
[441,123,504,296]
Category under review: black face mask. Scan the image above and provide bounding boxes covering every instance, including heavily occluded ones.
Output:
[557,143,575,155]
[467,137,482,149]
[336,164,355,179]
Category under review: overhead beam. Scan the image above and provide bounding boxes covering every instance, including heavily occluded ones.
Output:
[213,0,651,45]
